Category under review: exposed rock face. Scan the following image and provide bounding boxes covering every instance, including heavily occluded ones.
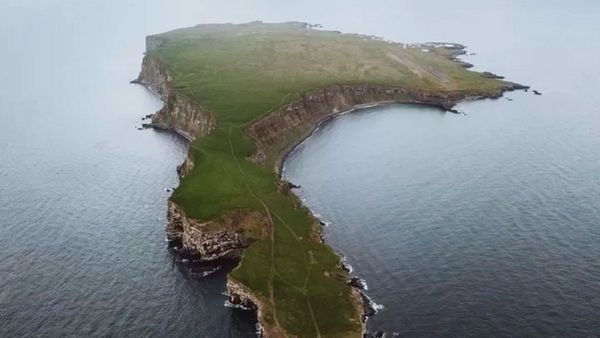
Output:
[227,278,284,338]
[176,154,194,178]
[481,71,505,79]
[166,201,263,262]
[135,55,215,141]
[246,84,516,171]
[145,35,167,52]
[134,47,264,265]
[136,41,527,337]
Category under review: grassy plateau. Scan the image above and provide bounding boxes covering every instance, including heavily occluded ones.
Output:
[143,22,513,337]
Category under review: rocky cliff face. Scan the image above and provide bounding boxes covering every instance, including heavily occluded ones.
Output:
[166,201,265,262]
[226,278,286,338]
[246,84,513,171]
[145,35,167,52]
[136,44,525,337]
[176,154,194,178]
[135,55,215,141]
[135,48,270,264]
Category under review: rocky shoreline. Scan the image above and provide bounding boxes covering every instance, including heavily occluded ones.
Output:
[134,40,527,337]
[165,201,260,262]
[226,278,285,337]
[132,53,215,141]
[245,46,528,174]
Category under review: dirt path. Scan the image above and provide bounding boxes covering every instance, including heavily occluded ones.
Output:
[227,126,322,337]
[387,47,451,87]
[227,126,282,331]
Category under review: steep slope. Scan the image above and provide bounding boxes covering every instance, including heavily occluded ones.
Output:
[135,21,525,337]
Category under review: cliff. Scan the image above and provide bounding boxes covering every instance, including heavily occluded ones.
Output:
[135,22,528,338]
[246,83,523,171]
[134,55,215,141]
[138,57,522,337]
[136,55,373,335]
[166,200,266,262]
[227,278,285,337]
[135,55,259,263]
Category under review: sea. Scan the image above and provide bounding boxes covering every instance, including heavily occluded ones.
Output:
[1,0,599,336]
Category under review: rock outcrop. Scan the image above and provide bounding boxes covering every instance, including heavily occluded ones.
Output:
[134,55,215,141]
[166,201,265,262]
[481,71,505,79]
[134,45,271,265]
[226,278,287,338]
[176,153,194,178]
[145,35,167,52]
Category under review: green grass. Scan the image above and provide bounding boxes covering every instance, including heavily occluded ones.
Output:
[148,22,509,336]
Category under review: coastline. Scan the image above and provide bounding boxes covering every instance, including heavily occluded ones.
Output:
[133,67,384,336]
[247,44,528,175]
[135,77,525,337]
[276,100,399,176]
[274,94,524,336]
[276,99,466,177]
[134,24,528,337]
[274,89,518,177]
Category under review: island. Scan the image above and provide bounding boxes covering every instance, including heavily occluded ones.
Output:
[134,21,525,337]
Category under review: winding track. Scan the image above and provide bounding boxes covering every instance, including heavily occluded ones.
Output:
[227,126,322,337]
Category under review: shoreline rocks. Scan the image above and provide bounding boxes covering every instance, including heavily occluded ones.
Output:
[165,201,261,263]
[226,278,285,338]
[134,55,215,142]
[481,71,505,79]
[247,82,527,173]
[134,43,529,337]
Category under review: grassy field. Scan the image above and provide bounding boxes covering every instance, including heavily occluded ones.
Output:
[147,22,510,336]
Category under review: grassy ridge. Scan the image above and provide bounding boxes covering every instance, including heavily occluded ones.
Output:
[148,22,509,336]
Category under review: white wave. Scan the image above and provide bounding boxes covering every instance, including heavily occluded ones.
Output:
[362,292,384,314]
[201,266,220,277]
[224,300,253,311]
[372,302,385,312]
[359,278,369,291]
[341,257,354,273]
[255,323,263,336]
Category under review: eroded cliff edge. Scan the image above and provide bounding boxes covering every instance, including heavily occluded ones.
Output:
[135,52,262,264]
[135,33,527,337]
[134,53,215,141]
[246,82,524,172]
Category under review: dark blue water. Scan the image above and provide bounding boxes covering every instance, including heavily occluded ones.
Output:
[0,1,259,336]
[283,2,600,336]
[1,0,599,337]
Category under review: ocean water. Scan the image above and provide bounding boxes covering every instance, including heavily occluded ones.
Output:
[0,1,260,336]
[1,0,599,337]
[283,2,600,336]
